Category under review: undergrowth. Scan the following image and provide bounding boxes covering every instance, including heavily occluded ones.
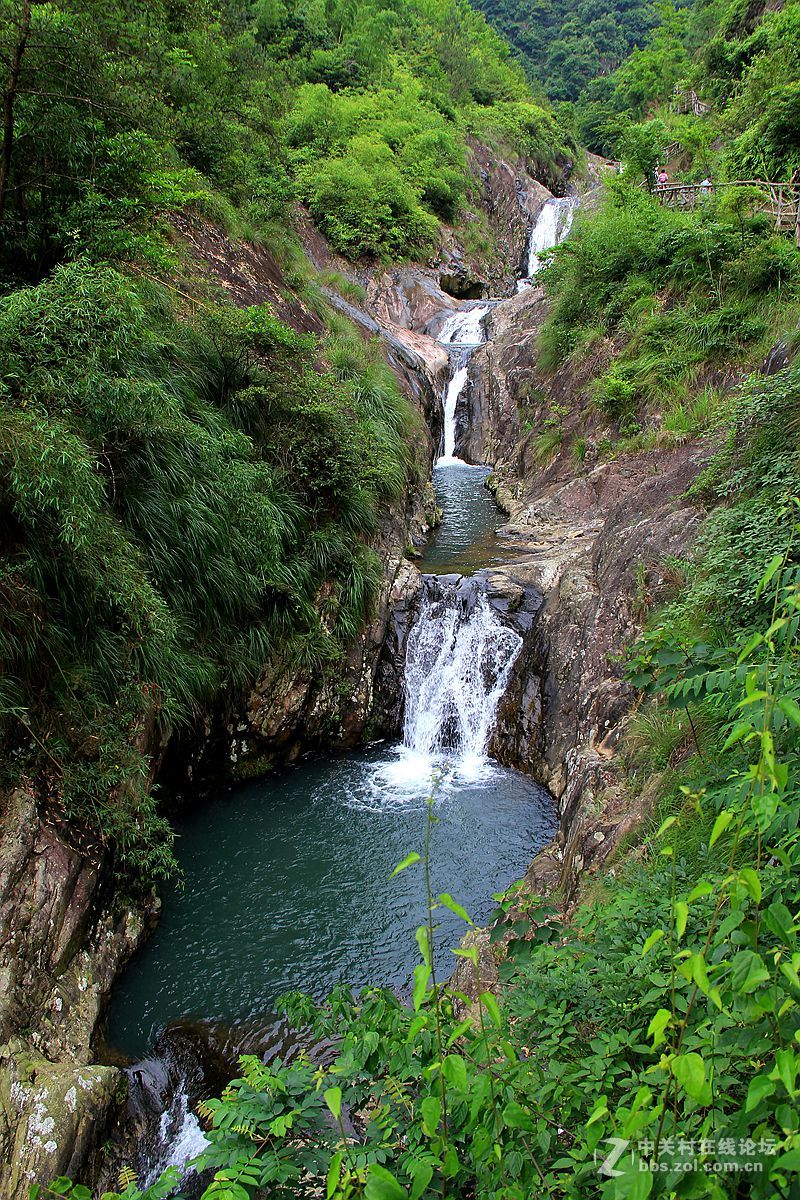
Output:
[538,181,800,445]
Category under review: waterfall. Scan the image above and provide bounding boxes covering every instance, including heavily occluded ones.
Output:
[140,1082,208,1188]
[435,304,490,464]
[378,579,521,794]
[521,196,578,284]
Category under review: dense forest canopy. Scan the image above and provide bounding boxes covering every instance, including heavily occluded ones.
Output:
[0,0,570,276]
[473,0,800,186]
[472,0,662,101]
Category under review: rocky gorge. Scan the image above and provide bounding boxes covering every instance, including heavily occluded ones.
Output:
[0,151,709,1194]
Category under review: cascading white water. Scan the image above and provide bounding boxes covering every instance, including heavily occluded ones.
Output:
[376,580,522,795]
[404,584,521,763]
[520,196,578,285]
[140,1082,208,1187]
[435,305,490,464]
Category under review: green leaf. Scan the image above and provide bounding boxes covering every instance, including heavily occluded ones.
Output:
[777,696,800,727]
[641,928,665,956]
[746,1073,776,1112]
[442,1145,460,1178]
[774,1048,798,1096]
[410,1163,433,1200]
[480,991,503,1028]
[327,1150,345,1199]
[731,949,770,994]
[413,963,430,1012]
[416,925,431,968]
[442,1054,468,1092]
[672,1052,710,1104]
[675,901,688,940]
[647,1008,672,1048]
[680,952,711,995]
[756,553,784,598]
[737,631,765,663]
[324,1086,342,1121]
[738,867,762,904]
[437,892,474,925]
[503,1100,535,1131]
[391,852,421,877]
[452,944,479,967]
[420,1094,441,1136]
[709,810,734,847]
[365,1164,408,1200]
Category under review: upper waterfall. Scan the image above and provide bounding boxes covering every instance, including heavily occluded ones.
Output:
[435,305,491,464]
[521,195,578,285]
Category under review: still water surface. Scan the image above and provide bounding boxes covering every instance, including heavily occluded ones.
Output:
[109,748,555,1058]
[419,462,503,575]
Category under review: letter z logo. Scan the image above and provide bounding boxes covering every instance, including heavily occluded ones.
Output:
[597,1136,630,1178]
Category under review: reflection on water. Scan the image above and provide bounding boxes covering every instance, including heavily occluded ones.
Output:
[420,462,504,574]
[107,747,555,1059]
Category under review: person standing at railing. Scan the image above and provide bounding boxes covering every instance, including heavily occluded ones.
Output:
[700,176,713,198]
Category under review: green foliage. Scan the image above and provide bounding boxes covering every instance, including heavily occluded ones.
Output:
[539,184,800,426]
[0,0,570,275]
[30,1171,182,1200]
[532,419,564,464]
[0,262,417,876]
[472,0,661,103]
[42,369,800,1192]
[87,529,800,1197]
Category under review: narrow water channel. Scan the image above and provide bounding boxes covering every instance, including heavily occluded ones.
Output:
[105,192,578,1186]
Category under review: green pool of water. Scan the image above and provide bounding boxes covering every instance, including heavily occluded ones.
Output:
[108,746,555,1058]
[419,463,504,575]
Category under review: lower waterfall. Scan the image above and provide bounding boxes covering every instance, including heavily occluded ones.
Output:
[375,578,523,795]
[403,580,521,769]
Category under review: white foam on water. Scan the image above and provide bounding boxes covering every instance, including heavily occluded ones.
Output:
[361,583,522,808]
[140,1080,208,1188]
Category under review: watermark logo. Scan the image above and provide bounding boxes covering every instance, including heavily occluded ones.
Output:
[597,1138,630,1178]
[595,1135,778,1180]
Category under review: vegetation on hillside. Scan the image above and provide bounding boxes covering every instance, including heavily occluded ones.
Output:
[472,0,661,102]
[0,0,570,273]
[0,264,418,875]
[19,0,800,1196]
[45,371,800,1200]
[538,178,800,446]
[575,0,800,180]
[0,0,572,876]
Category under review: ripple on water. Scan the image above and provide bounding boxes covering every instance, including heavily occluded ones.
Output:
[419,462,504,575]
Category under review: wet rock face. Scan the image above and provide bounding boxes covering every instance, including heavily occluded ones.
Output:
[482,441,707,900]
[439,146,554,297]
[459,288,551,466]
[0,789,155,1196]
[1,1052,121,1197]
[370,561,425,739]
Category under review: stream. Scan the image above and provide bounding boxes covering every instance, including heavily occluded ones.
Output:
[104,191,578,1188]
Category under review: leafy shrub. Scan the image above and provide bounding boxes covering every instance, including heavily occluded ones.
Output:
[0,263,418,875]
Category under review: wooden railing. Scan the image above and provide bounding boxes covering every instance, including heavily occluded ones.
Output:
[654,180,800,245]
[672,86,712,116]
